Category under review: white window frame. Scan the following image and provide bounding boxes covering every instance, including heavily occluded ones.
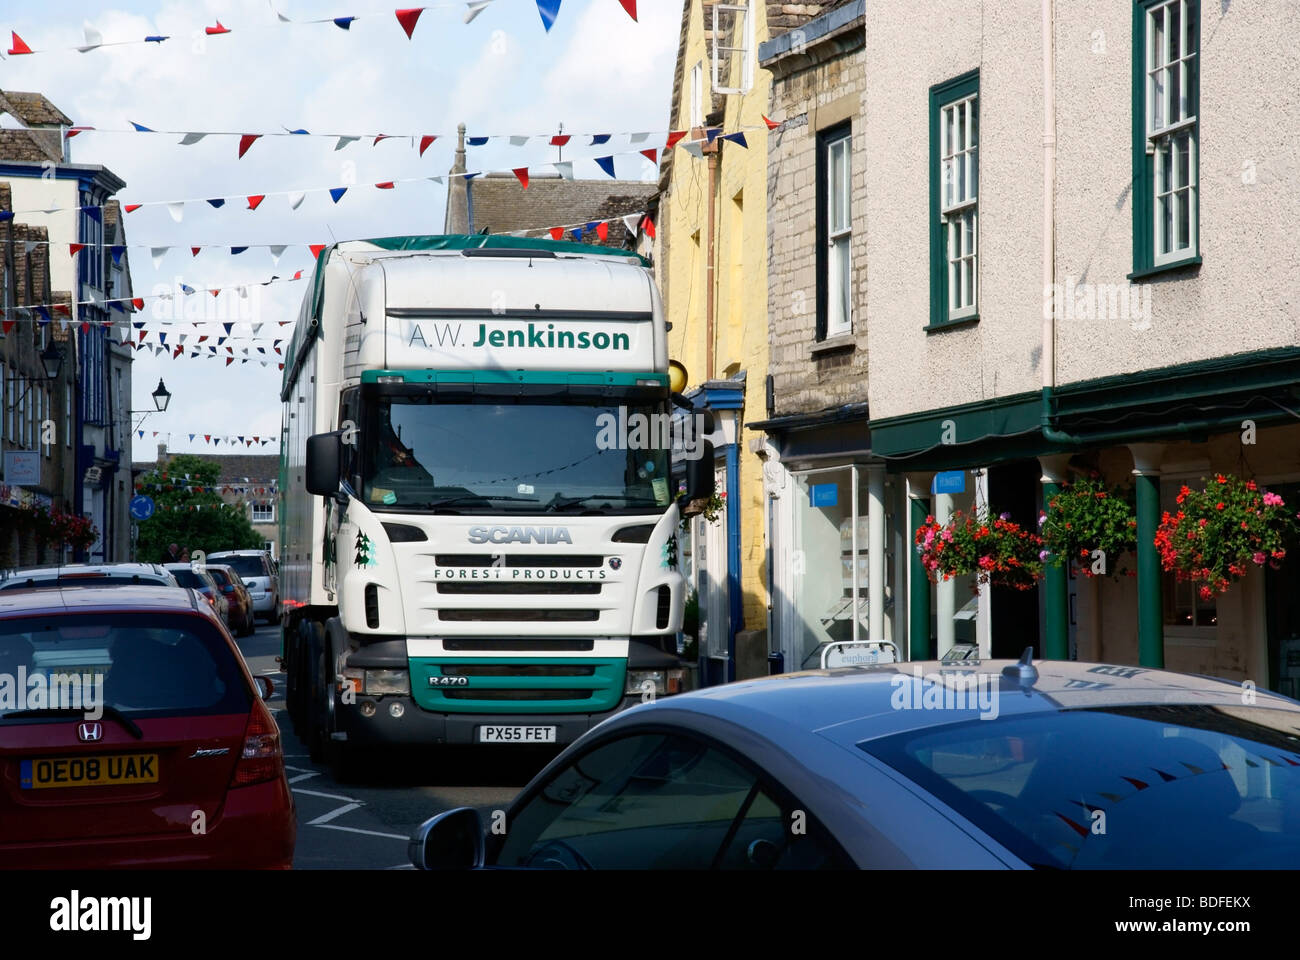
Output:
[711,2,754,96]
[1146,0,1198,266]
[251,502,275,524]
[940,93,978,321]
[825,130,853,338]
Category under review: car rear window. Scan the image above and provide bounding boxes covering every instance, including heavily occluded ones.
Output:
[0,612,251,720]
[0,575,172,591]
[860,705,1300,869]
[217,556,266,578]
[207,569,230,586]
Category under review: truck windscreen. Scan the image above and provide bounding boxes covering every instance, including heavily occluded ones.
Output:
[361,397,674,515]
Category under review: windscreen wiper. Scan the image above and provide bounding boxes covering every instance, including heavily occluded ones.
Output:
[548,494,661,511]
[419,494,541,509]
[2,705,145,740]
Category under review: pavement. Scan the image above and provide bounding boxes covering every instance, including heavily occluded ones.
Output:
[235,621,551,869]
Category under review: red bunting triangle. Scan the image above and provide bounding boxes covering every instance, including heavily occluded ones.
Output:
[198,335,208,343]
[292,270,303,280]
[550,135,571,147]
[226,357,234,366]
[309,244,326,259]
[80,321,90,334]
[124,204,142,213]
[8,31,32,55]
[132,297,144,310]
[173,345,184,358]
[191,247,201,257]
[237,134,261,159]
[204,435,211,442]
[641,215,656,239]
[762,115,780,130]
[549,227,563,241]
[375,181,395,189]
[596,222,609,241]
[210,289,221,298]
[278,363,285,370]
[666,131,686,150]
[418,135,437,156]
[1,320,13,335]
[395,7,425,39]
[374,134,394,145]
[69,243,85,257]
[618,0,637,19]
[640,148,658,164]
[205,20,230,35]
[247,195,265,210]
[513,167,530,189]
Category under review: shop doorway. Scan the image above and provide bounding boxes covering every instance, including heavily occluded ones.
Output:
[987,460,1042,660]
[1264,483,1300,698]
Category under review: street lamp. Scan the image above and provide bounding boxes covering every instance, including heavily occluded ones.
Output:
[39,343,64,381]
[151,378,171,413]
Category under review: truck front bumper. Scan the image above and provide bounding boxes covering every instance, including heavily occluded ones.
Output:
[332,694,647,747]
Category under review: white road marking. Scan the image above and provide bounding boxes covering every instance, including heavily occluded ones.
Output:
[288,771,321,784]
[293,788,363,803]
[385,863,417,869]
[307,802,363,825]
[314,824,409,841]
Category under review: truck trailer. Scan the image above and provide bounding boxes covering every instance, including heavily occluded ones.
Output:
[278,235,712,777]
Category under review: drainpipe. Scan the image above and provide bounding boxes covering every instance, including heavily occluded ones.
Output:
[1040,0,1060,442]
[704,130,719,380]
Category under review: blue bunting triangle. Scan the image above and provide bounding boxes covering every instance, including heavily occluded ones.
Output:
[110,245,125,264]
[329,187,347,203]
[333,17,355,29]
[723,132,748,149]
[206,198,225,208]
[594,155,616,178]
[536,0,562,31]
[590,134,610,145]
[467,136,488,146]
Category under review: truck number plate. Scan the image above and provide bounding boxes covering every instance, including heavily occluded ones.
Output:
[479,725,556,743]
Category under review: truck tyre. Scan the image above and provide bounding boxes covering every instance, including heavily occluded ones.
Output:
[308,649,328,764]
[285,623,303,732]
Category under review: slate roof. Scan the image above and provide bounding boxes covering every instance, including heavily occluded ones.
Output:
[458,173,655,249]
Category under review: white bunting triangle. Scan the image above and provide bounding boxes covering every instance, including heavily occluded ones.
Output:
[166,201,185,223]
[681,141,705,158]
[629,132,650,144]
[622,215,641,236]
[268,244,287,265]
[287,192,306,210]
[508,135,529,147]
[150,247,169,269]
[554,161,574,180]
[178,132,208,145]
[465,1,493,23]
[335,136,360,151]
[77,22,103,52]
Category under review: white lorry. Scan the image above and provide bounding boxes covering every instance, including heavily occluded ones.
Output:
[278,235,712,776]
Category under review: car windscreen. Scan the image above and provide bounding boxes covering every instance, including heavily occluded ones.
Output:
[860,705,1300,869]
[168,568,208,590]
[0,612,250,721]
[216,556,266,578]
[0,575,171,591]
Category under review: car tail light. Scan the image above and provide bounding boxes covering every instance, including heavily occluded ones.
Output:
[229,697,283,788]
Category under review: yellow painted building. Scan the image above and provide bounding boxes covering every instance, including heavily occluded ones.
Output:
[654,1,838,681]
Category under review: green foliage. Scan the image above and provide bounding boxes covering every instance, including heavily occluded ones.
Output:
[135,455,266,561]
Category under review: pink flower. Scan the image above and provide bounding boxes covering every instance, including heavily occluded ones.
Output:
[941,529,954,542]
[1263,492,1284,507]
[1253,552,1267,565]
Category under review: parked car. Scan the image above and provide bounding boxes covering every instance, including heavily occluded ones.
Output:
[163,564,229,625]
[205,564,256,638]
[0,585,295,868]
[409,652,1300,870]
[208,551,279,623]
[0,563,178,592]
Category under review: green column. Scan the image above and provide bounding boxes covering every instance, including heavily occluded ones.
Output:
[1042,480,1069,660]
[1134,471,1165,668]
[909,496,933,660]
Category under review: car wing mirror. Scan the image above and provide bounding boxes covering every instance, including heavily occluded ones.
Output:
[409,806,485,870]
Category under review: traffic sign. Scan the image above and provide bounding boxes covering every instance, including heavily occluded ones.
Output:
[129,495,155,521]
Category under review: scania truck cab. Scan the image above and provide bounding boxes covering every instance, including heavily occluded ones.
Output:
[279,236,712,776]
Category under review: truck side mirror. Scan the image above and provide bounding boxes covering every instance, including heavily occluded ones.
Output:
[305,433,342,497]
[684,441,715,502]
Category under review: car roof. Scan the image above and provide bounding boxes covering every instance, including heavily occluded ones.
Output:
[622,659,1300,750]
[0,584,209,617]
[1,562,170,579]
[207,550,266,557]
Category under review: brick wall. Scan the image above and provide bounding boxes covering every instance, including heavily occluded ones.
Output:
[765,18,867,418]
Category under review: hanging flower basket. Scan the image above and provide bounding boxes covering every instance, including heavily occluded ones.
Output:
[1154,474,1299,600]
[25,507,98,553]
[1039,474,1138,578]
[915,508,1044,591]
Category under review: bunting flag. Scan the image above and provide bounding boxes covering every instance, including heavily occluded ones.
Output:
[513,167,530,189]
[762,115,781,130]
[536,0,563,31]
[237,134,261,159]
[395,7,425,39]
[618,0,637,20]
[722,132,748,149]
[594,156,617,178]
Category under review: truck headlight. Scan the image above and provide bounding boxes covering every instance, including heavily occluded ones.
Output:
[626,670,665,695]
[365,669,411,696]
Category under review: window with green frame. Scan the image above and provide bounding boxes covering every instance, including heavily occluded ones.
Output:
[1131,0,1200,278]
[928,70,979,330]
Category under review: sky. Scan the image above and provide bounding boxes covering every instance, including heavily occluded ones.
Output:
[2,0,680,461]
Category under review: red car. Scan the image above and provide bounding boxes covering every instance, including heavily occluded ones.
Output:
[0,586,295,868]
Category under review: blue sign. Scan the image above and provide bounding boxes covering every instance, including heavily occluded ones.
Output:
[810,483,838,507]
[932,471,966,495]
[129,495,155,521]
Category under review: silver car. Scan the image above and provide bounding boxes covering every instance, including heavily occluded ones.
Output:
[409,652,1300,869]
[207,550,279,623]
[0,563,179,592]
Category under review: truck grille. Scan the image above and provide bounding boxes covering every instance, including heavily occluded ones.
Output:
[443,688,595,701]
[656,585,671,629]
[436,582,601,596]
[442,664,596,677]
[435,554,603,568]
[443,639,594,652]
[438,608,599,622]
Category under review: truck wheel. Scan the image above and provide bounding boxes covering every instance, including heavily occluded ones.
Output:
[308,650,328,764]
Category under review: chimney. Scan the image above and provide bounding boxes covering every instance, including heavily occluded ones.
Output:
[444,122,470,235]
